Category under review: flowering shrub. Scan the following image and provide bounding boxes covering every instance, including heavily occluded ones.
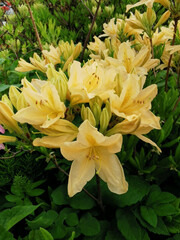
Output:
[0,0,180,239]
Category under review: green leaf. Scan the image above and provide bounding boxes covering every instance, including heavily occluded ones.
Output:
[79,213,100,237]
[27,210,58,230]
[140,206,157,227]
[0,84,10,92]
[69,191,95,210]
[0,225,15,240]
[28,189,45,197]
[40,228,54,240]
[147,190,176,206]
[51,184,69,205]
[116,209,142,240]
[104,175,150,207]
[28,229,53,240]
[0,205,40,230]
[134,209,169,236]
[153,203,177,216]
[65,213,79,227]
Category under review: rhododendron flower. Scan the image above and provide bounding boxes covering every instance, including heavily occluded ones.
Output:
[126,0,170,12]
[0,102,23,135]
[68,61,117,105]
[33,119,78,148]
[105,42,159,75]
[109,75,161,151]
[60,120,128,197]
[15,53,47,73]
[13,79,66,128]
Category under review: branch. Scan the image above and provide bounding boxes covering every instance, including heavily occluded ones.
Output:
[80,0,101,61]
[81,0,94,18]
[25,0,43,52]
[165,18,178,92]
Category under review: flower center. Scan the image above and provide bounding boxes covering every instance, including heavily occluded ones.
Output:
[84,73,100,93]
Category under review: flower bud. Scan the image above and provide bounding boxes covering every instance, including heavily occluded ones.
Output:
[1,94,13,111]
[47,64,68,102]
[9,86,21,110]
[155,10,171,29]
[99,108,110,134]
[81,105,96,127]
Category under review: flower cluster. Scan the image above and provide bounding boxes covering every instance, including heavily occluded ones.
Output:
[2,0,179,197]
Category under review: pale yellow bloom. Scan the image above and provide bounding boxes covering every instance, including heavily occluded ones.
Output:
[108,75,161,151]
[60,120,128,197]
[15,53,47,73]
[13,79,66,128]
[105,42,159,75]
[33,119,78,148]
[42,45,61,65]
[0,101,23,134]
[68,61,117,105]
[0,135,16,144]
[126,0,170,12]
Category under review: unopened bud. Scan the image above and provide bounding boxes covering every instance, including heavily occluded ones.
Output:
[47,64,68,102]
[99,108,110,134]
[155,10,171,29]
[81,105,96,127]
[1,94,13,111]
[9,86,21,110]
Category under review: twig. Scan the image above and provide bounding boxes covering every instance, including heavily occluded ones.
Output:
[96,174,104,212]
[80,0,101,61]
[51,157,98,203]
[81,0,94,18]
[165,18,178,92]
[25,0,43,52]
[0,150,29,159]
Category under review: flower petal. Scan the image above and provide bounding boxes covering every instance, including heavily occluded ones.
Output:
[68,157,95,197]
[96,151,128,194]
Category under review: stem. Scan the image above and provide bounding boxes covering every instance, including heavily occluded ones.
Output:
[96,174,104,212]
[25,0,43,52]
[51,157,98,203]
[80,0,101,61]
[81,0,94,18]
[165,18,178,92]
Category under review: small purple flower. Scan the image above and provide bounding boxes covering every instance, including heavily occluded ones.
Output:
[0,125,5,134]
[0,125,5,150]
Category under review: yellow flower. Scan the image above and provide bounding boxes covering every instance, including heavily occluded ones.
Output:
[105,42,159,75]
[42,45,61,65]
[126,0,170,12]
[13,79,66,128]
[60,120,128,197]
[0,101,23,135]
[0,135,16,144]
[108,75,161,151]
[68,61,117,105]
[15,53,47,73]
[33,119,78,148]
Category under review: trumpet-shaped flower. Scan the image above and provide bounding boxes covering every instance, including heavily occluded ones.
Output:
[13,79,66,128]
[105,42,159,75]
[126,0,170,12]
[15,53,47,73]
[60,120,128,197]
[33,119,78,148]
[0,101,23,134]
[109,75,161,151]
[68,61,117,105]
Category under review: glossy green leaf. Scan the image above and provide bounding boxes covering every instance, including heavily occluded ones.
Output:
[140,206,157,227]
[79,213,100,237]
